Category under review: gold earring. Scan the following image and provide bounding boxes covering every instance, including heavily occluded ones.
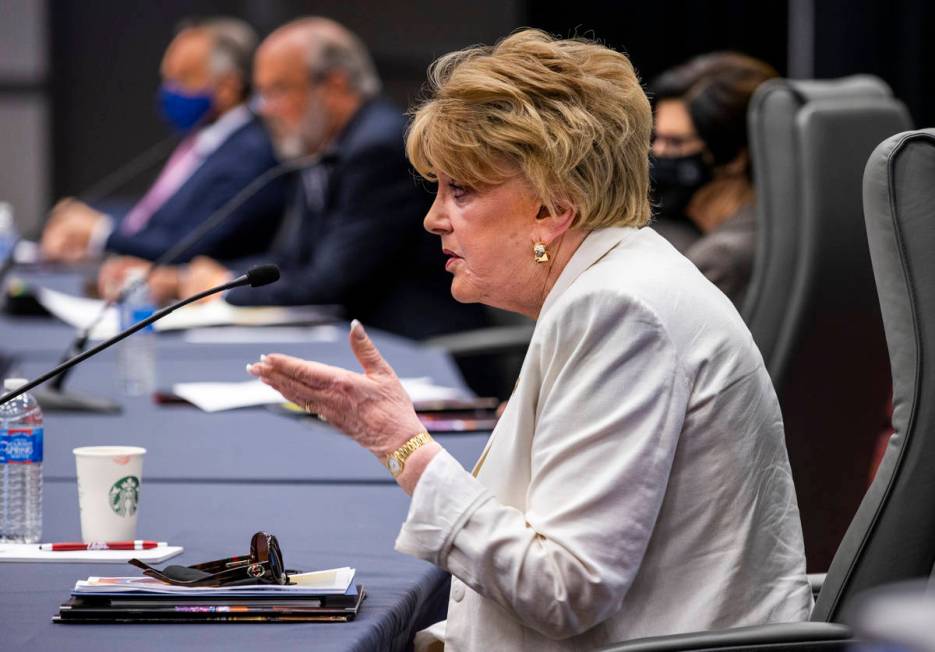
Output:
[533,242,549,264]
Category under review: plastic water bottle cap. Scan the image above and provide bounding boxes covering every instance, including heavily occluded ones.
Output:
[3,378,27,391]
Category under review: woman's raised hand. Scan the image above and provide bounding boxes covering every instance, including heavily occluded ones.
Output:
[246,320,427,461]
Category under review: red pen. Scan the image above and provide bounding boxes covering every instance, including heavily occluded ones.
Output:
[38,540,167,551]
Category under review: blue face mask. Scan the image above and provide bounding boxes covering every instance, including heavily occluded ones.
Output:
[157,85,213,132]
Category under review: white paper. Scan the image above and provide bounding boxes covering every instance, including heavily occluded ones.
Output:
[0,544,183,564]
[173,380,284,412]
[157,300,336,331]
[75,567,354,595]
[173,377,470,413]
[36,287,118,339]
[183,325,342,344]
[285,567,356,592]
[400,377,471,402]
[36,287,338,340]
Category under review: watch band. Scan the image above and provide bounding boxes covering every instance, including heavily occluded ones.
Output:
[385,431,433,478]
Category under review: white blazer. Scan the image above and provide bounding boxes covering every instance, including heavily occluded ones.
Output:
[396,227,812,651]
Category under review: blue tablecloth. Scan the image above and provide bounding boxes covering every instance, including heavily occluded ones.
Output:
[0,269,491,650]
[0,480,449,652]
[14,347,487,483]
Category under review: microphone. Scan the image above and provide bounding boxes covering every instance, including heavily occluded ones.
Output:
[244,263,280,287]
[0,265,280,407]
[42,154,321,411]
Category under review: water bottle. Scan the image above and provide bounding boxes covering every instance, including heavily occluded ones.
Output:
[0,202,18,263]
[117,270,157,396]
[0,378,44,543]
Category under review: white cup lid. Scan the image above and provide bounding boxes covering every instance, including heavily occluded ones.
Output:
[73,446,147,457]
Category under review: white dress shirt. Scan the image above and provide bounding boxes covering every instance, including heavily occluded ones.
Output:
[396,226,812,651]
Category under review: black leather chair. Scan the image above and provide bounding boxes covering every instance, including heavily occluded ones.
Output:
[597,128,935,651]
[425,308,534,400]
[744,78,911,570]
[743,75,893,374]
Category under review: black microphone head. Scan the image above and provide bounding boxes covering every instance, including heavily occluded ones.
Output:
[246,265,280,288]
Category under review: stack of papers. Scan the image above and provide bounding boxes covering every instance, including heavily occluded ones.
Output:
[54,568,364,624]
[74,566,355,596]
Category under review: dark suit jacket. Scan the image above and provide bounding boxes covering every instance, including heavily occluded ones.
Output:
[105,113,287,263]
[683,202,756,308]
[226,99,489,340]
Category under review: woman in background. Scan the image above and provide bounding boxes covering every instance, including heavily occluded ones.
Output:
[651,52,778,307]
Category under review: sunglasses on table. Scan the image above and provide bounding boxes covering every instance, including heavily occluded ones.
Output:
[129,531,292,587]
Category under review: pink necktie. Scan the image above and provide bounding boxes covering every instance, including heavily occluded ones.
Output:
[119,136,202,236]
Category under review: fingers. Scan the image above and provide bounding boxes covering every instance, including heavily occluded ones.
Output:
[349,319,392,376]
[47,197,78,225]
[249,353,338,392]
[40,230,65,261]
[251,363,322,406]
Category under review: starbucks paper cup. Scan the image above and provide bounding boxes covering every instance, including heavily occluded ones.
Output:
[73,446,146,542]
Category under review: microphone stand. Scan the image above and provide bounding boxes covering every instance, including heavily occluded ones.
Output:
[16,134,177,412]
[34,303,123,413]
[35,155,320,413]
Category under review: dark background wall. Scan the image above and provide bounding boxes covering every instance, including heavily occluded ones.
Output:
[811,0,935,127]
[528,0,789,84]
[37,0,935,216]
[48,0,522,200]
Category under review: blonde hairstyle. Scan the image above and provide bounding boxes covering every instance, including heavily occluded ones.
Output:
[407,28,653,229]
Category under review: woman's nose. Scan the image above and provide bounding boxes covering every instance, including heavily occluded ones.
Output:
[423,194,450,235]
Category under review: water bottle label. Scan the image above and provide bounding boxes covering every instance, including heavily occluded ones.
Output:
[0,427,44,464]
[133,307,155,332]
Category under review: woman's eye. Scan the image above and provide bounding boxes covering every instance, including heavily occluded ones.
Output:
[447,181,468,199]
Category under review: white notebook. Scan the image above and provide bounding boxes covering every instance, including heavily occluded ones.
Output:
[0,544,183,563]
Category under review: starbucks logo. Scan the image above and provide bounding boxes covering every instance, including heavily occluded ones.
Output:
[109,475,140,517]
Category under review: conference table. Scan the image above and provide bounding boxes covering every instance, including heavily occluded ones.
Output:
[0,266,490,651]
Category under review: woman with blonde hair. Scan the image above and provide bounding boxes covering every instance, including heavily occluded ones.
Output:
[248,29,810,650]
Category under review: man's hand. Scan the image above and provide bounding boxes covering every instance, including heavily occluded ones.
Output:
[178,256,233,303]
[40,198,107,263]
[148,265,184,305]
[98,256,151,302]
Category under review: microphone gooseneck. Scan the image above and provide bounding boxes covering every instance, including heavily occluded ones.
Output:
[0,265,280,407]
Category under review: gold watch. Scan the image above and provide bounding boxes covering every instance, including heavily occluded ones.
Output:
[385,431,433,478]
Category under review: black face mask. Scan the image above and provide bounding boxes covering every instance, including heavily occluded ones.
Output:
[650,153,713,219]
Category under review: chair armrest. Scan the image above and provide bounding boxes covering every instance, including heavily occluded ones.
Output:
[424,324,535,357]
[808,572,827,599]
[596,622,854,652]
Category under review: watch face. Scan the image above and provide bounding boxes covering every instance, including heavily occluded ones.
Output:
[388,457,402,475]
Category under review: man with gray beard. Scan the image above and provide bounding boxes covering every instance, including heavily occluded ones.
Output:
[113,17,487,339]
